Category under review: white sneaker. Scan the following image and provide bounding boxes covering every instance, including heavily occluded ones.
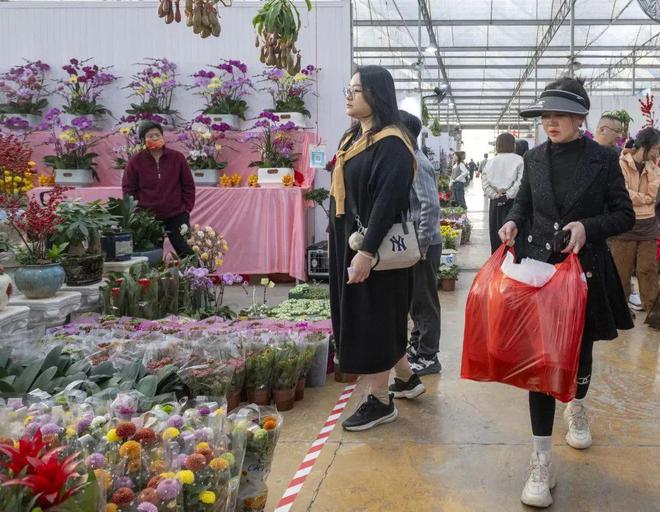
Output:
[564,402,592,449]
[521,451,556,508]
[628,293,643,311]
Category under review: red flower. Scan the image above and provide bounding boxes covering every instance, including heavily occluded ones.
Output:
[3,447,85,508]
[209,275,221,285]
[0,432,46,476]
[111,287,121,298]
[138,278,151,290]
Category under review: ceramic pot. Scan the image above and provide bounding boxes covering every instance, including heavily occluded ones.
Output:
[257,167,294,188]
[440,278,456,291]
[14,264,65,299]
[191,168,220,187]
[54,168,95,187]
[272,388,295,411]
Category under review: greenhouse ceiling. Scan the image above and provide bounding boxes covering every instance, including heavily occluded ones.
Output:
[352,0,660,129]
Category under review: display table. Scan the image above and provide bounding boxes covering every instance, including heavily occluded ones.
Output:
[62,283,103,315]
[10,291,82,331]
[0,306,30,338]
[30,187,309,281]
[103,256,149,275]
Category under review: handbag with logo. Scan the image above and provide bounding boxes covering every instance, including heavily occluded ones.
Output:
[349,212,421,271]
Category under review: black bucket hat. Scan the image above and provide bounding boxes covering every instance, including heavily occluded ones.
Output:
[519,89,589,118]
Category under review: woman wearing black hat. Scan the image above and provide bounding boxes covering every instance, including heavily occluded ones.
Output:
[498,78,635,508]
[122,120,196,256]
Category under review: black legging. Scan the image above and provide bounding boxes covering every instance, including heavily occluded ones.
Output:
[529,340,594,436]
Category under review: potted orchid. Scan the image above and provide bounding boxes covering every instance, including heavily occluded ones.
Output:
[40,108,106,187]
[0,59,51,130]
[190,60,253,129]
[261,65,318,127]
[122,58,180,128]
[176,115,230,186]
[112,123,144,177]
[245,112,298,187]
[57,57,118,128]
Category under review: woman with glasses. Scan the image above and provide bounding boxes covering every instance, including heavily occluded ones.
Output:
[329,65,425,432]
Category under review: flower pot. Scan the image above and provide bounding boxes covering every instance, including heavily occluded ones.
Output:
[54,168,95,188]
[295,378,306,401]
[60,113,103,130]
[101,232,133,262]
[273,112,308,128]
[191,168,220,187]
[272,388,295,411]
[227,389,242,412]
[247,388,271,406]
[257,167,294,188]
[4,114,42,130]
[62,253,104,286]
[14,264,65,299]
[440,278,456,291]
[132,248,163,267]
[208,114,240,130]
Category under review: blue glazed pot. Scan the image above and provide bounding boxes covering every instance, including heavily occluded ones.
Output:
[14,264,65,299]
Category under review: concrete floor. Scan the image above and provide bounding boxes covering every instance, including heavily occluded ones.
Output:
[264,179,660,512]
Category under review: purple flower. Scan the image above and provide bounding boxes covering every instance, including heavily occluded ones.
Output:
[77,416,93,434]
[156,478,181,500]
[211,122,230,132]
[40,423,62,436]
[138,503,158,512]
[222,272,235,286]
[198,406,211,416]
[193,115,212,126]
[70,58,79,66]
[116,476,134,489]
[194,427,212,441]
[86,452,106,469]
[234,274,243,284]
[167,415,184,428]
[2,117,30,130]
[44,108,61,121]
[24,422,40,438]
[174,453,187,468]
[71,116,93,130]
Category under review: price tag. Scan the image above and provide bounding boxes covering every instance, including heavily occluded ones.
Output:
[309,144,327,169]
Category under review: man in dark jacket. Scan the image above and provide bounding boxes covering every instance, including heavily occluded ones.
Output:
[122,121,196,256]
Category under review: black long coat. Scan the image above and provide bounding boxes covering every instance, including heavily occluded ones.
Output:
[506,137,635,342]
[329,136,414,374]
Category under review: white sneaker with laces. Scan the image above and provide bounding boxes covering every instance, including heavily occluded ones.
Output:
[521,451,556,508]
[564,402,592,449]
[628,293,643,311]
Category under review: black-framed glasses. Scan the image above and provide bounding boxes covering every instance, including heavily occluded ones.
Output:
[343,86,363,98]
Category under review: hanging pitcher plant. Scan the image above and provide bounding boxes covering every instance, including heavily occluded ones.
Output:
[253,0,313,73]
[157,0,232,39]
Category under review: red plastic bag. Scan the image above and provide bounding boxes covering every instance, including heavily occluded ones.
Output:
[461,244,588,402]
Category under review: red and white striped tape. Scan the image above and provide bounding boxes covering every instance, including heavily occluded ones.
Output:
[274,382,357,512]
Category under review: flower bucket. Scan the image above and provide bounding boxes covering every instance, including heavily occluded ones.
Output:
[62,253,104,286]
[294,378,305,401]
[247,388,271,406]
[272,388,295,411]
[54,168,95,187]
[273,112,308,128]
[191,168,220,187]
[440,278,456,291]
[208,114,240,130]
[257,167,293,188]
[14,263,65,299]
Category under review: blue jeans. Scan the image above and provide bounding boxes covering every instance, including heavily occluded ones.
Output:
[451,181,467,209]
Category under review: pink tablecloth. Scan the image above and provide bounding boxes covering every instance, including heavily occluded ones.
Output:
[29,186,310,281]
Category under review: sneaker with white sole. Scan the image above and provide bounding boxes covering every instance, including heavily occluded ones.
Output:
[521,451,556,508]
[409,355,442,376]
[564,402,592,449]
[388,373,426,399]
[628,293,643,311]
[341,394,398,432]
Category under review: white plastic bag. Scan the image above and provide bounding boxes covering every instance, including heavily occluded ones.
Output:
[500,252,557,287]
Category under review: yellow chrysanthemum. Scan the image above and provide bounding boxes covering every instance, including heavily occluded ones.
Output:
[196,442,210,452]
[160,471,177,479]
[28,161,36,167]
[66,427,77,438]
[209,457,230,471]
[119,440,141,459]
[176,469,195,485]
[94,469,112,491]
[106,428,121,443]
[199,490,216,504]
[106,504,118,512]
[162,427,180,441]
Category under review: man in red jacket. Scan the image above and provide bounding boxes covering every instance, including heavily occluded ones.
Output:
[122,121,196,256]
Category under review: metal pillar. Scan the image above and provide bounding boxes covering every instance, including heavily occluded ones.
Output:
[632,50,636,93]
[569,1,575,77]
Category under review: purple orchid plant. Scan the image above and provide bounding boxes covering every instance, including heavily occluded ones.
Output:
[122,58,179,124]
[190,60,253,120]
[176,115,231,170]
[245,111,298,168]
[0,60,51,116]
[260,65,318,118]
[57,58,118,117]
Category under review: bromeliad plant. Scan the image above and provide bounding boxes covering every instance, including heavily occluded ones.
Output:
[57,58,118,117]
[245,112,298,168]
[0,59,51,116]
[190,60,253,119]
[0,186,69,265]
[123,58,180,124]
[261,66,318,117]
[40,108,107,180]
[176,115,230,170]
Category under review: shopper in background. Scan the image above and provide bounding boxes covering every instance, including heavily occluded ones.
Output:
[477,152,489,177]
[594,114,624,153]
[468,158,478,182]
[122,120,195,257]
[398,110,443,377]
[449,151,469,209]
[515,139,529,157]
[329,65,425,432]
[499,77,634,508]
[609,127,660,313]
[481,132,524,253]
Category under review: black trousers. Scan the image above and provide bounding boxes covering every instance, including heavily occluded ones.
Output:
[163,212,194,257]
[529,339,594,436]
[489,198,515,254]
[409,243,442,358]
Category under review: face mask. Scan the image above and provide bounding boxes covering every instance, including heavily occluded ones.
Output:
[146,138,165,150]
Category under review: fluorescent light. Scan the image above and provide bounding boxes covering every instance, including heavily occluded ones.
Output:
[424,45,437,54]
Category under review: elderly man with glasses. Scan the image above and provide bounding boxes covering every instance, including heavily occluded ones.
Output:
[594,114,624,153]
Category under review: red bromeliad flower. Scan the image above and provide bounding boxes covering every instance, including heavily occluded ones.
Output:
[0,431,46,476]
[3,447,85,508]
[138,278,152,291]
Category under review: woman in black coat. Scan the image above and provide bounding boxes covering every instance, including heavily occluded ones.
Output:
[328,66,425,432]
[498,78,634,508]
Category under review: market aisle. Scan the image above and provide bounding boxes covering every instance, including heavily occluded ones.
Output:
[265,179,660,512]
